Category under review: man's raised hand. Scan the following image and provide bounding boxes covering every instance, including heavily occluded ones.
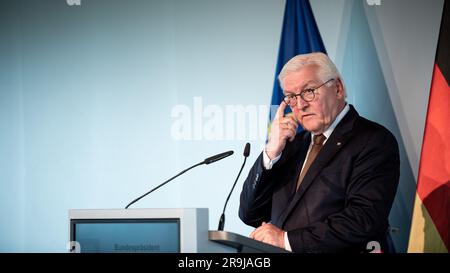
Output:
[266,101,298,159]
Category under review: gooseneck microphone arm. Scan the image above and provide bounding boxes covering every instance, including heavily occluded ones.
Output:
[125,150,233,209]
[218,143,250,230]
[125,162,203,209]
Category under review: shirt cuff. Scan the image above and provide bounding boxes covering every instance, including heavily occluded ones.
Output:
[262,147,282,170]
[284,232,292,252]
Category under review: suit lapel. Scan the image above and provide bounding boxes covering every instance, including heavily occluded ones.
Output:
[280,106,360,227]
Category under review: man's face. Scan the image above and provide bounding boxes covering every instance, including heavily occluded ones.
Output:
[282,65,345,134]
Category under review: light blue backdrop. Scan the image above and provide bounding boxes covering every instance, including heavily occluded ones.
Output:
[0,0,284,252]
[1,0,438,252]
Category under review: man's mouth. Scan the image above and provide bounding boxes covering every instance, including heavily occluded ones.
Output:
[301,113,314,118]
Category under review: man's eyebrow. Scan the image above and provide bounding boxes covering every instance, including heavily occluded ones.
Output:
[284,80,317,94]
[284,90,296,95]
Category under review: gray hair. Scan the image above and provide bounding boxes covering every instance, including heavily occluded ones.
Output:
[278,52,343,91]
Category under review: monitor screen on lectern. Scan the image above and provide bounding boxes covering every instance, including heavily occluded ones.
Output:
[70,218,180,253]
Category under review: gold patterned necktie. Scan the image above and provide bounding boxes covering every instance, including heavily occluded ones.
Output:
[296,134,326,191]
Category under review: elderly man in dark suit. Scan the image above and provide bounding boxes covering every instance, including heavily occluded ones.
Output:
[239,52,400,253]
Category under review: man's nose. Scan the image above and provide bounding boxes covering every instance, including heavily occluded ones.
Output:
[297,97,309,110]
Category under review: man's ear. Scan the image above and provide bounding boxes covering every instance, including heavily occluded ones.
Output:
[335,78,345,99]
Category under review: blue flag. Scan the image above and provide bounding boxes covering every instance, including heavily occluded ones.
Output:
[269,0,327,133]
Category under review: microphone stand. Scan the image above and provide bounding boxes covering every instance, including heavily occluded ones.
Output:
[218,144,250,230]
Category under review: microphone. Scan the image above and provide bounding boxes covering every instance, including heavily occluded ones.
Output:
[217,143,250,230]
[204,151,234,165]
[125,150,234,209]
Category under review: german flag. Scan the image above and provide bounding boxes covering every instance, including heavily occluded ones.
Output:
[408,1,450,253]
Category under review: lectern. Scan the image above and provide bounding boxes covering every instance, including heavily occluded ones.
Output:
[68,208,288,253]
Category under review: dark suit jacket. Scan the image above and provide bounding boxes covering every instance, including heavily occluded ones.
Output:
[239,105,400,253]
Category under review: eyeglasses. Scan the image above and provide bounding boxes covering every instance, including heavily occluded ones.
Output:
[283,78,335,106]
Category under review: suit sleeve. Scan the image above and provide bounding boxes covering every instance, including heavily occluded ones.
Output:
[239,152,280,227]
[287,129,400,253]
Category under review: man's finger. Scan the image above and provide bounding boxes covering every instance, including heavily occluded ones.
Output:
[280,118,297,129]
[250,223,264,239]
[285,112,297,121]
[288,131,296,142]
[275,101,287,119]
[283,128,296,142]
[283,122,297,132]
[286,114,298,124]
[280,114,298,129]
[254,232,265,241]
